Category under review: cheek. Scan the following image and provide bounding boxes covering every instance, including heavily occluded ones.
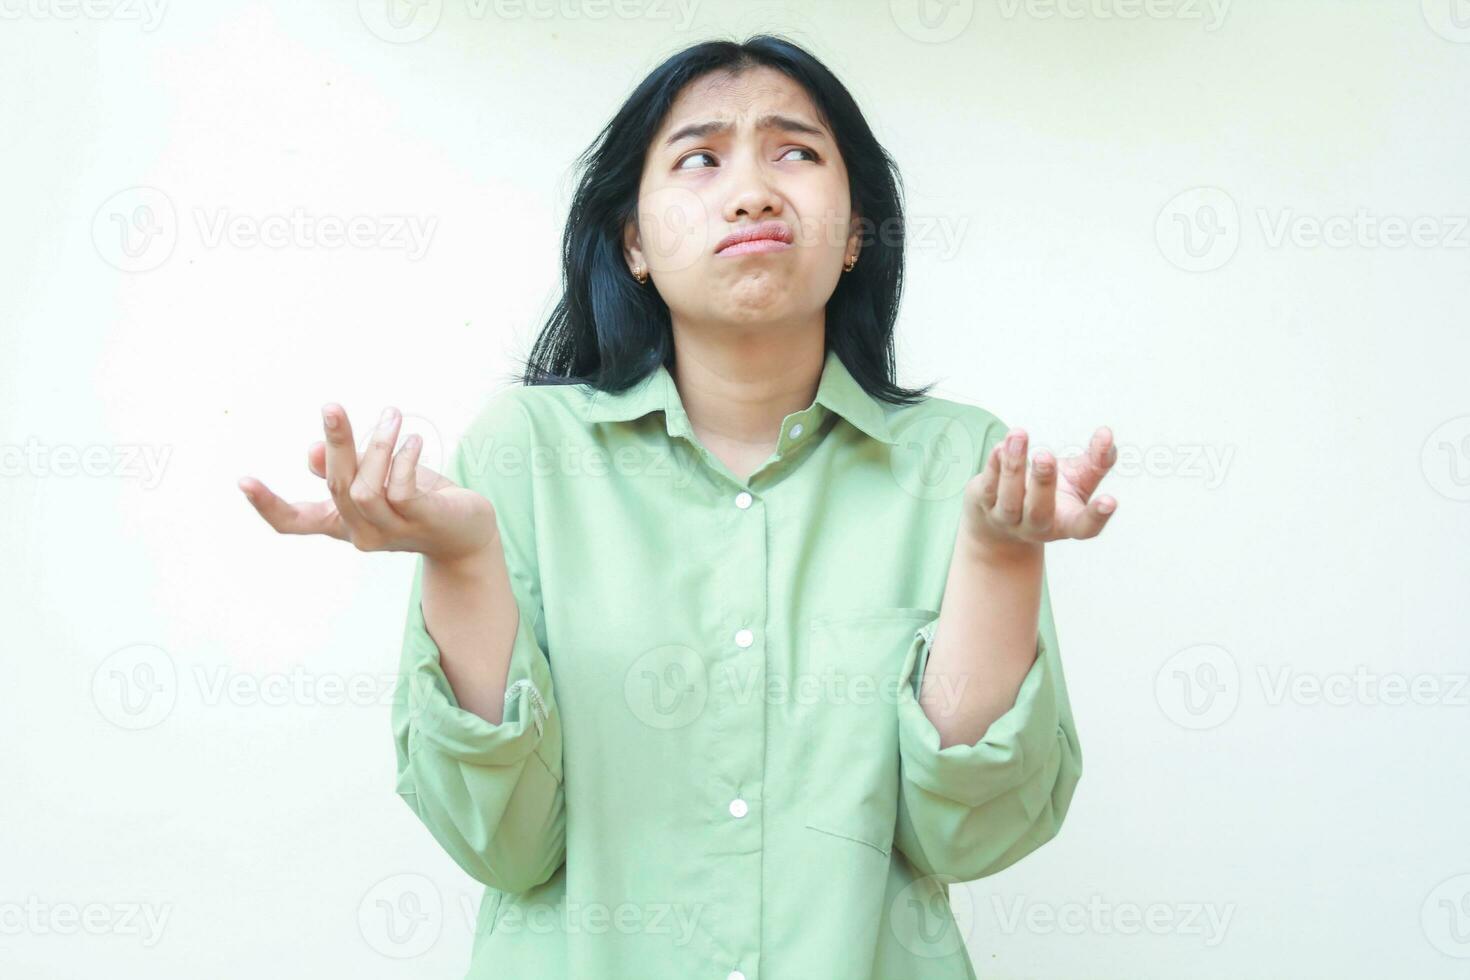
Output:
[636,184,719,275]
[794,194,853,253]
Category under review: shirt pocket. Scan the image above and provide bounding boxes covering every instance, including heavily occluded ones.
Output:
[802,606,940,858]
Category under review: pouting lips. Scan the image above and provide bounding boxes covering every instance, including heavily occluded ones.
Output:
[715,221,795,253]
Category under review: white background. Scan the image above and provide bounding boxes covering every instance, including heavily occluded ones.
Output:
[3,1,1468,977]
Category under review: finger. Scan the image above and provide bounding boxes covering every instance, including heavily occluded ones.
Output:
[1067,493,1117,540]
[237,476,347,539]
[1093,426,1118,470]
[1062,425,1117,502]
[312,439,434,489]
[350,406,407,529]
[1023,450,1057,536]
[322,403,369,531]
[356,407,400,490]
[309,440,368,479]
[386,433,428,515]
[977,442,1003,510]
[994,428,1027,525]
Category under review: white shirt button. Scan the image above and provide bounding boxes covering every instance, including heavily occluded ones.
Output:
[789,422,804,439]
[729,798,748,818]
[728,972,746,980]
[734,628,753,648]
[734,491,752,509]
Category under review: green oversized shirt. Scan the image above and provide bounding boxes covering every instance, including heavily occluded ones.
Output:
[391,348,1082,979]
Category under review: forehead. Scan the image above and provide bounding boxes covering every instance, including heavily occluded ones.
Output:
[659,66,822,133]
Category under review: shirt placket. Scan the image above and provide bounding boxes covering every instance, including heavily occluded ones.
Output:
[661,401,827,980]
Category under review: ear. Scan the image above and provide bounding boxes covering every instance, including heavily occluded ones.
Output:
[622,214,645,275]
[845,207,865,263]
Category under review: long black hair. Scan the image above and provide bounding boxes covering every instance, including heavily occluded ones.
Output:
[515,34,934,406]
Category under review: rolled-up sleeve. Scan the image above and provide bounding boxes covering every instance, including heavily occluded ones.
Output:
[389,391,566,895]
[894,563,1082,883]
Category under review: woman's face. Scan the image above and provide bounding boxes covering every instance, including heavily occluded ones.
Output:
[625,66,860,333]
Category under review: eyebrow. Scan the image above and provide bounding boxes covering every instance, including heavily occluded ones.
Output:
[662,113,827,148]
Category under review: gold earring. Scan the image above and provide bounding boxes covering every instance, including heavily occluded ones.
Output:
[843,254,857,272]
[633,264,648,283]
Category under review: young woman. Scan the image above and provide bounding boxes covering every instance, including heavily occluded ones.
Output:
[240,34,1116,980]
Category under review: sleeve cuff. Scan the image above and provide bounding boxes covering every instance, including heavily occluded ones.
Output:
[897,616,1061,810]
[400,564,560,775]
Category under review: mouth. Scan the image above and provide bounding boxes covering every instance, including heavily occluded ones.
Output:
[715,221,795,256]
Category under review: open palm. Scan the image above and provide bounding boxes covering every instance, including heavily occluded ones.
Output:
[962,425,1118,552]
[238,404,497,561]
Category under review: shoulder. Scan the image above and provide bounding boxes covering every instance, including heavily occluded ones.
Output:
[447,383,577,503]
[883,389,1011,465]
[461,380,597,446]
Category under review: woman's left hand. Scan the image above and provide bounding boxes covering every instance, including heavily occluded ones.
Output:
[960,426,1119,556]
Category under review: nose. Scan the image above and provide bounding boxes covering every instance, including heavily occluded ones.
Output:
[722,153,783,223]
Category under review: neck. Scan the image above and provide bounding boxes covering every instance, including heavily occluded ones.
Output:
[667,320,826,449]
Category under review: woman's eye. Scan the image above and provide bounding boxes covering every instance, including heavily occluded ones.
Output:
[676,147,821,170]
[676,151,716,170]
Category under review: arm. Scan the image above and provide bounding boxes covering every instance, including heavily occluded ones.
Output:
[390,392,566,895]
[894,552,1079,883]
[421,537,518,725]
[920,533,1045,749]
[893,417,1115,883]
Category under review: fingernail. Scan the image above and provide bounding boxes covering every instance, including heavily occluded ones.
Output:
[378,406,396,428]
[322,405,336,429]
[1006,433,1022,457]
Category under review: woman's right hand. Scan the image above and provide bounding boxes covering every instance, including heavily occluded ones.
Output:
[237,403,500,565]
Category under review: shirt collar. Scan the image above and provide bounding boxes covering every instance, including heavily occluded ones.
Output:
[583,348,898,446]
